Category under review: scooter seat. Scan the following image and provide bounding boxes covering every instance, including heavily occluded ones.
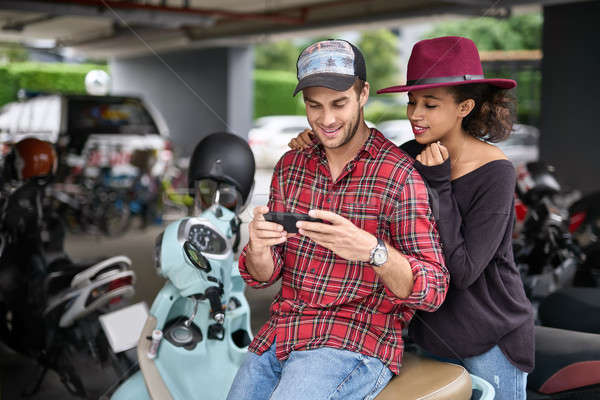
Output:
[538,287,600,334]
[528,326,600,394]
[375,352,472,400]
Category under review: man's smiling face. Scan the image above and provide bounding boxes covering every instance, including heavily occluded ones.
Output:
[302,81,368,151]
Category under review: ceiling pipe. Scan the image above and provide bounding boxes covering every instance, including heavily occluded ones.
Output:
[27,0,377,26]
[35,0,307,25]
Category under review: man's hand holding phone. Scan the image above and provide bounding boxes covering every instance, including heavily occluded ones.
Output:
[248,206,289,255]
[245,206,290,282]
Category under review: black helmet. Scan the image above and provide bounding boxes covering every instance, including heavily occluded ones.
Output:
[188,132,255,213]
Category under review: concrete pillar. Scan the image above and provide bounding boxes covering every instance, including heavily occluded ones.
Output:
[541,0,600,194]
[110,46,253,156]
[227,47,254,141]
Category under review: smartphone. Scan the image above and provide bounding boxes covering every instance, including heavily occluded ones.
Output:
[263,212,323,234]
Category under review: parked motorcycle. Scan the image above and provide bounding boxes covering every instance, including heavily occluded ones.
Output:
[509,161,600,397]
[569,190,600,287]
[0,138,137,397]
[513,162,586,311]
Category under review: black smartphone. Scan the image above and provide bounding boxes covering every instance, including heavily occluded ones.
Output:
[263,212,323,234]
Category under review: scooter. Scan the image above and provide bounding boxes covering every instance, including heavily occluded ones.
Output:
[111,194,252,399]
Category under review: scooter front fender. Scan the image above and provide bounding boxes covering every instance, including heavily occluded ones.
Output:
[111,371,151,400]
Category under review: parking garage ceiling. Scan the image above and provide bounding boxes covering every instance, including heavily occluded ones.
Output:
[0,0,581,58]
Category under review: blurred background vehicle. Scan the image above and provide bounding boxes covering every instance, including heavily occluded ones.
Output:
[376,119,413,146]
[0,93,172,178]
[373,119,539,166]
[248,115,378,169]
[0,93,174,235]
[248,115,310,169]
[497,124,540,166]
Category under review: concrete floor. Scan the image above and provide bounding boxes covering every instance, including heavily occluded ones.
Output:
[0,169,278,399]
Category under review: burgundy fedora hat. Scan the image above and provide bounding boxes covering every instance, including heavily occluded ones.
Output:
[377,36,516,94]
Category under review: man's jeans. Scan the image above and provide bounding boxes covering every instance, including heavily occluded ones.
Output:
[226,342,393,400]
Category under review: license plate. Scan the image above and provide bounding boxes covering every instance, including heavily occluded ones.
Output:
[100,302,149,353]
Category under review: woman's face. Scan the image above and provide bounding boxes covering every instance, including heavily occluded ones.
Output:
[406,87,466,144]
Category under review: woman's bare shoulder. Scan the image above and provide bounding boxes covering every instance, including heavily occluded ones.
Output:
[476,141,509,164]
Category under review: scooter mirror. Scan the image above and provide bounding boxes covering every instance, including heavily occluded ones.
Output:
[183,240,211,272]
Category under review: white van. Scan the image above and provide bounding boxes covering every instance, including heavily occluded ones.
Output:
[0,94,171,177]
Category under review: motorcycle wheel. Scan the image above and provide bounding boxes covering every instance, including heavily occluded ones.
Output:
[101,202,131,237]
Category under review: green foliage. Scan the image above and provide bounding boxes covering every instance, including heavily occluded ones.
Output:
[0,62,108,107]
[424,13,542,50]
[364,100,406,124]
[358,29,400,94]
[9,62,108,94]
[0,43,29,63]
[424,13,543,124]
[254,40,300,72]
[0,66,17,106]
[254,69,304,119]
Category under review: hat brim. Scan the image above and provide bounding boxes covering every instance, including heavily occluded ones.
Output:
[376,78,516,94]
[293,73,356,96]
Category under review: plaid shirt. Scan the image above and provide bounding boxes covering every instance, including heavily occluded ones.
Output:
[239,129,448,374]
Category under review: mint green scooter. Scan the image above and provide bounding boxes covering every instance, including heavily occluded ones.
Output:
[111,202,252,400]
[112,132,256,400]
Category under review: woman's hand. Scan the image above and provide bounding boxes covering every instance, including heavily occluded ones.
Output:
[416,141,449,166]
[288,128,314,151]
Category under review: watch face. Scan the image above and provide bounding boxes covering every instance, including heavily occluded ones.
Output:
[374,249,387,265]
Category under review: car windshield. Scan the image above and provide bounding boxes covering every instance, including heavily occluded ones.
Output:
[67,97,159,135]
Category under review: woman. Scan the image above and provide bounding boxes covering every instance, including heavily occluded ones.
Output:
[289,36,534,400]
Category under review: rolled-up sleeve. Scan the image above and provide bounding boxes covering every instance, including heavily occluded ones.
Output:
[386,169,449,311]
[238,159,287,288]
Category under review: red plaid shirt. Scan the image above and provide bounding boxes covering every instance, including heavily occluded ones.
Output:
[239,129,448,374]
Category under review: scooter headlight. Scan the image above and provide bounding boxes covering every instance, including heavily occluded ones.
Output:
[154,231,164,273]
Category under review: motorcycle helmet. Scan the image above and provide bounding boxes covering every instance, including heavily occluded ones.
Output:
[188,132,255,214]
[13,138,57,181]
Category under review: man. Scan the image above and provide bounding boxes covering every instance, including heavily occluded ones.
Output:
[227,39,448,400]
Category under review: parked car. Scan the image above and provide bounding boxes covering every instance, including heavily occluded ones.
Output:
[248,116,310,169]
[496,124,540,166]
[376,119,539,166]
[248,115,377,169]
[376,119,414,146]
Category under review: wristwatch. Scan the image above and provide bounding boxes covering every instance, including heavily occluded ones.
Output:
[369,238,388,267]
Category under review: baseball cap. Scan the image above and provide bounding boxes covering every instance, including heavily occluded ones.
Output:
[293,39,366,96]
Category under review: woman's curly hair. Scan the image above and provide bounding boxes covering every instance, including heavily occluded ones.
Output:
[447,83,517,143]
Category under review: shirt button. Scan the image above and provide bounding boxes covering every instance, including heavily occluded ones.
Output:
[327,197,331,202]
[310,268,315,273]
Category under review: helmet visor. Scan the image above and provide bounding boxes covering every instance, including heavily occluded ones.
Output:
[194,179,243,214]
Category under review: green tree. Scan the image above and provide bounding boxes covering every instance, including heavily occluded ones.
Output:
[0,43,29,63]
[254,40,299,72]
[424,13,542,50]
[358,29,399,94]
[424,13,543,125]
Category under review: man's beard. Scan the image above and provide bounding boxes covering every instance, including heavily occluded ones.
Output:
[316,105,362,150]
